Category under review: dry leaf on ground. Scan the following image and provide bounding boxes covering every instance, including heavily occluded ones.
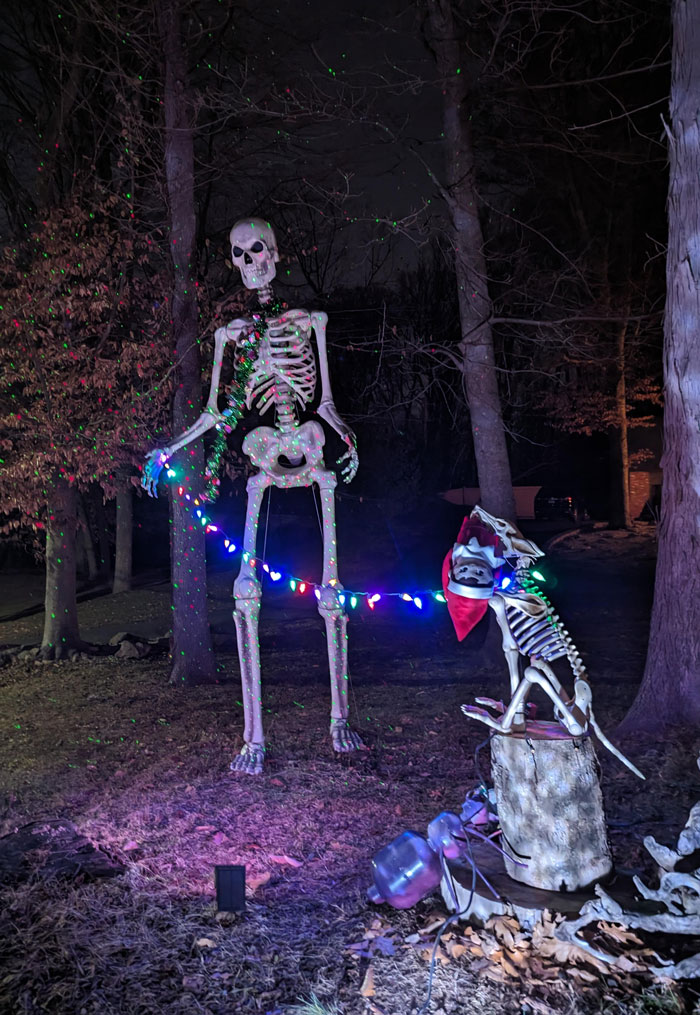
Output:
[268,853,303,867]
[246,870,271,893]
[360,965,375,997]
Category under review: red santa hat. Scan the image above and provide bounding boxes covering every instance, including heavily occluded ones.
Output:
[442,514,505,641]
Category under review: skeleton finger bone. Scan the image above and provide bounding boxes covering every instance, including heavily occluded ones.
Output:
[337,443,359,483]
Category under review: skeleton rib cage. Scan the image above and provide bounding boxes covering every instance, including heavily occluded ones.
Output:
[244,316,317,419]
[503,596,587,680]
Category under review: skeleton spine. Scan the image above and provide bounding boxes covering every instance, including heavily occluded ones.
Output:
[274,381,299,434]
[505,600,587,679]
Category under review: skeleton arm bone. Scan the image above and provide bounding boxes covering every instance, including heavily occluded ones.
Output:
[142,321,248,497]
[489,597,523,698]
[311,310,358,483]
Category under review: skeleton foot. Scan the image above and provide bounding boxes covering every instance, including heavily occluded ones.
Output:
[230,743,265,775]
[331,718,365,753]
[461,704,508,731]
[643,835,680,871]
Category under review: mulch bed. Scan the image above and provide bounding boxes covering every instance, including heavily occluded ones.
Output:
[0,524,699,1014]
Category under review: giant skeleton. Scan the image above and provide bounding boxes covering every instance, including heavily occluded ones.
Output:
[445,507,644,780]
[143,218,363,774]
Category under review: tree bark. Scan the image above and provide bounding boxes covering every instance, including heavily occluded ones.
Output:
[112,482,133,594]
[620,0,700,731]
[158,0,216,685]
[426,0,516,522]
[490,727,612,892]
[91,488,112,583]
[77,493,99,580]
[41,479,86,658]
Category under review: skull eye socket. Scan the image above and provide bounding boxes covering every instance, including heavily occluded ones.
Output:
[251,241,264,253]
[232,245,244,258]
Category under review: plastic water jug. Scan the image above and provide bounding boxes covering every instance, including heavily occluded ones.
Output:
[367,830,442,909]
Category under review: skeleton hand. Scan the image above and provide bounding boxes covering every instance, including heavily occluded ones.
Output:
[337,432,359,484]
[142,449,170,498]
[317,400,358,482]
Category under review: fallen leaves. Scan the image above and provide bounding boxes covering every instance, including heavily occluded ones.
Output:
[246,870,271,894]
[348,906,662,1008]
[347,918,398,960]
[268,853,303,867]
[360,965,375,997]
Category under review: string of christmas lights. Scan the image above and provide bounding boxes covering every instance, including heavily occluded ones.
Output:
[165,477,543,611]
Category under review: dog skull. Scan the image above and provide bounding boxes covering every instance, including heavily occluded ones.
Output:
[229,218,279,290]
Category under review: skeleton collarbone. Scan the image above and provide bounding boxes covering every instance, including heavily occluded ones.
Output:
[245,308,316,416]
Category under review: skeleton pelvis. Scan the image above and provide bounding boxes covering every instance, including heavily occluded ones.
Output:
[243,422,326,483]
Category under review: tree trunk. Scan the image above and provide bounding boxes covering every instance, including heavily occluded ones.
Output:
[41,479,86,658]
[426,0,516,522]
[620,0,700,731]
[91,488,112,583]
[490,727,612,892]
[608,320,632,529]
[77,493,99,580]
[159,0,216,686]
[112,482,133,593]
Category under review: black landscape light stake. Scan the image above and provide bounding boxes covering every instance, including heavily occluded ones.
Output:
[215,865,246,911]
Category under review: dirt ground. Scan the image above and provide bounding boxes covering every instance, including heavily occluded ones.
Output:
[1,522,699,1015]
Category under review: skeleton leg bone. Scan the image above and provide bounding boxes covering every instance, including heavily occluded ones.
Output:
[230,471,272,775]
[313,468,364,753]
[463,659,580,734]
[489,597,526,723]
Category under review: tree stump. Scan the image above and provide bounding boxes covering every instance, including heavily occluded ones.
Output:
[490,721,612,892]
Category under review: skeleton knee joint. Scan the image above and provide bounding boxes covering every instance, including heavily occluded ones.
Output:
[316,583,345,613]
[233,575,262,601]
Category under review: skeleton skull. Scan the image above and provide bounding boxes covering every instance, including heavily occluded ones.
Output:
[230,218,279,290]
[452,558,494,591]
[448,537,505,600]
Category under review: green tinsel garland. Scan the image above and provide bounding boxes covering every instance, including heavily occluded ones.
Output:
[201,298,282,502]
